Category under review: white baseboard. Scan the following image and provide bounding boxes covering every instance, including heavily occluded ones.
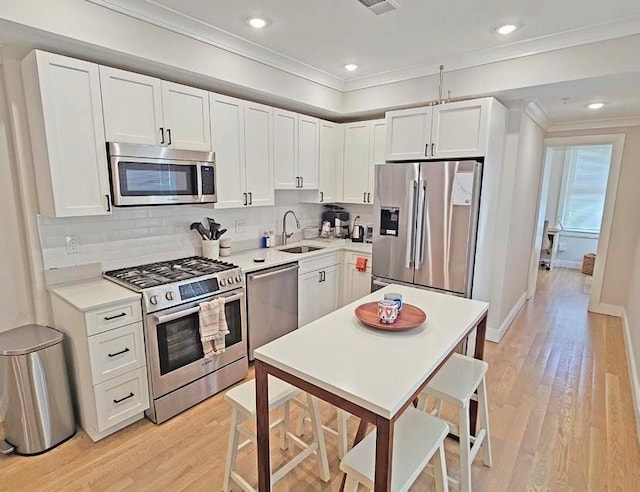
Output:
[589,302,624,317]
[553,260,583,269]
[487,292,527,343]
[621,309,640,444]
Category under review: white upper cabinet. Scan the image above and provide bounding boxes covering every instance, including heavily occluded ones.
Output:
[368,119,386,204]
[100,67,211,151]
[244,102,274,207]
[274,109,298,189]
[274,110,319,190]
[210,93,246,209]
[385,98,495,161]
[342,122,371,204]
[210,94,274,209]
[22,51,111,217]
[100,66,163,146]
[385,107,431,161]
[297,115,319,189]
[316,120,343,203]
[161,82,211,151]
[431,98,490,159]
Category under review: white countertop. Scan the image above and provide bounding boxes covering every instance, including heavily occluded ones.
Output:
[254,284,488,419]
[230,239,372,274]
[49,278,141,312]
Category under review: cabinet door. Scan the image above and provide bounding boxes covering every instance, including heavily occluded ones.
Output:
[342,122,371,204]
[348,267,372,304]
[210,93,246,209]
[273,109,298,189]
[317,265,340,319]
[99,66,163,146]
[161,81,211,151]
[298,115,319,189]
[244,102,275,207]
[298,271,318,327]
[317,120,342,203]
[22,51,111,217]
[384,107,431,161]
[431,99,490,158]
[368,119,386,204]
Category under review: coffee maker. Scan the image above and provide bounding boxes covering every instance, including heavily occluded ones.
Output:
[320,205,350,238]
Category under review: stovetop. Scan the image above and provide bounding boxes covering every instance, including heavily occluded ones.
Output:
[104,257,244,313]
[104,257,237,290]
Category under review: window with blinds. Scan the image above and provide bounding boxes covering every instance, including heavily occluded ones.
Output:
[559,144,612,234]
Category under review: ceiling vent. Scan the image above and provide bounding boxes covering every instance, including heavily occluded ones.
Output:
[356,0,401,16]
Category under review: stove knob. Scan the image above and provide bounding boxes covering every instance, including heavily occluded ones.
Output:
[220,278,226,287]
[235,274,242,283]
[228,277,235,284]
[150,295,159,305]
[165,291,174,301]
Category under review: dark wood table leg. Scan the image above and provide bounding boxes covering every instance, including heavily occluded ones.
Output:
[255,360,271,491]
[374,416,394,492]
[470,313,487,435]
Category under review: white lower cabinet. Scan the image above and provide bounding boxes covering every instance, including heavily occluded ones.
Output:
[50,295,149,442]
[298,253,341,327]
[342,252,373,306]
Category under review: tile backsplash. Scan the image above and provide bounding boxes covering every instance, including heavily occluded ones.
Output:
[38,192,321,271]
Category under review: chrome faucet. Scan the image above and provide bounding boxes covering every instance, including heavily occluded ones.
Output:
[282,210,301,246]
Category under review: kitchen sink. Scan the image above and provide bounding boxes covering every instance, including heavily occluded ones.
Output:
[279,245,326,254]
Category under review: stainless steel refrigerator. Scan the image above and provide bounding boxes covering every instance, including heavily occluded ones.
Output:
[372,161,483,297]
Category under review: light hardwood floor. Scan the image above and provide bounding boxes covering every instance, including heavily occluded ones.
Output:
[2,268,639,491]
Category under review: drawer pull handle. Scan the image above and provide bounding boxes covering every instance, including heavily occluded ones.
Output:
[113,392,134,404]
[107,347,130,358]
[104,312,127,321]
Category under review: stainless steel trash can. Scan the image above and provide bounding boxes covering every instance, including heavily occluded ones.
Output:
[0,325,75,455]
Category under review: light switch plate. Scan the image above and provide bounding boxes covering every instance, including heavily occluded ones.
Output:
[235,220,246,233]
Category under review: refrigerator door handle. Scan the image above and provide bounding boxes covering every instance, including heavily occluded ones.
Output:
[406,180,418,268]
[416,179,427,267]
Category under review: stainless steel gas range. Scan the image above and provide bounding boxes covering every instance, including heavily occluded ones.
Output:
[104,257,248,424]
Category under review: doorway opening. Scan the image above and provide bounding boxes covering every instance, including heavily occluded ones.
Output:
[528,134,625,313]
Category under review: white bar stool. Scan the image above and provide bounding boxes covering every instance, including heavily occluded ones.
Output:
[340,407,450,492]
[297,407,351,458]
[420,353,492,492]
[223,377,330,492]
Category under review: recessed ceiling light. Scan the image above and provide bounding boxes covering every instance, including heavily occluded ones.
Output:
[587,102,605,110]
[496,24,518,35]
[246,16,269,29]
[344,64,359,72]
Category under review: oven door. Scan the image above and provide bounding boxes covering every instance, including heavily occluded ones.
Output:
[145,289,246,398]
[110,157,216,206]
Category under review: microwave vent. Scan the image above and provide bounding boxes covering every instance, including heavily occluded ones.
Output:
[356,0,400,15]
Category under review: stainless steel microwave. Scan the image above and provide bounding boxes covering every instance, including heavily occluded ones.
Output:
[107,142,216,206]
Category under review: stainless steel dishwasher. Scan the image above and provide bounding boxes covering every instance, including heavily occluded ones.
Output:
[246,262,299,360]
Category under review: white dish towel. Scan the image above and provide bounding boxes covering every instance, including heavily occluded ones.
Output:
[198,298,230,356]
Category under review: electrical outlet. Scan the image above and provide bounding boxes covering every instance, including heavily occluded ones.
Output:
[65,235,80,254]
[235,220,246,233]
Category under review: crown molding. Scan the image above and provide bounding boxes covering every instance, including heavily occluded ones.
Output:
[86,0,346,91]
[548,116,640,132]
[524,100,553,131]
[87,0,640,94]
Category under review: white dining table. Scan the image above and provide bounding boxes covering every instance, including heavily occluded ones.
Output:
[254,284,489,491]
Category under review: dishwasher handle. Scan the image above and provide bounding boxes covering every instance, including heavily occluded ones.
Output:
[248,263,299,281]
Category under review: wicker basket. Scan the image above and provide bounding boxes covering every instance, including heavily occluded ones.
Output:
[582,253,596,275]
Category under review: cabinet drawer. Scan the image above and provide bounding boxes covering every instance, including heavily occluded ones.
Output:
[86,301,142,336]
[94,367,149,432]
[88,322,146,384]
[298,252,340,274]
[346,252,372,266]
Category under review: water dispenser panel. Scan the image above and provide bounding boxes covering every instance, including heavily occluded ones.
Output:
[380,207,399,237]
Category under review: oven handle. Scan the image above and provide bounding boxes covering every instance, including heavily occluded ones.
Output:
[153,292,245,324]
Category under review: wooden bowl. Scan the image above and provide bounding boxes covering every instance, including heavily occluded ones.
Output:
[354,302,427,331]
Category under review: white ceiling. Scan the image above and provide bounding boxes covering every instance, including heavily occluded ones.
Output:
[114,0,640,85]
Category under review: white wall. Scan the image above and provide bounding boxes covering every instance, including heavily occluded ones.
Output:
[496,109,545,326]
[0,63,33,332]
[546,126,640,307]
[624,228,640,437]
